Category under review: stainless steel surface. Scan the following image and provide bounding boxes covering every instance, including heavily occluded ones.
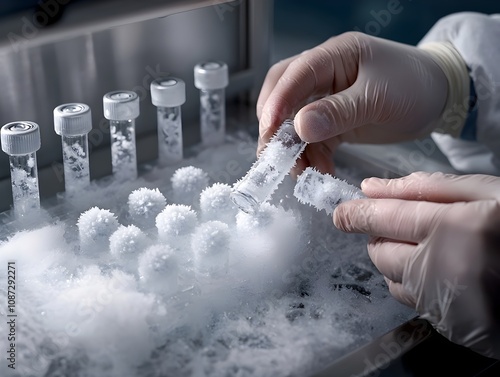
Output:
[312,317,433,377]
[0,0,272,212]
[0,0,238,51]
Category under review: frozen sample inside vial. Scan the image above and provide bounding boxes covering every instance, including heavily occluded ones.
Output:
[294,167,365,215]
[231,119,306,214]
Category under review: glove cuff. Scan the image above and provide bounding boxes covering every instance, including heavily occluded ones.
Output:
[419,42,470,138]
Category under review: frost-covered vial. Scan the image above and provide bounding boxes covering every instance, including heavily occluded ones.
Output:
[1,121,41,220]
[103,90,140,181]
[294,167,366,215]
[231,119,307,214]
[150,77,185,166]
[127,187,167,231]
[138,244,178,295]
[192,221,230,278]
[77,207,120,257]
[199,183,237,223]
[53,103,92,196]
[156,204,198,291]
[171,166,209,207]
[194,61,228,146]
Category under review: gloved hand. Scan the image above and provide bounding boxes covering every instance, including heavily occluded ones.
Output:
[333,171,500,360]
[257,32,466,175]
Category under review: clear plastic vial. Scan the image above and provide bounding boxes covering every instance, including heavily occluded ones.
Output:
[231,119,307,214]
[53,103,92,196]
[194,61,229,146]
[103,90,140,181]
[294,167,366,215]
[1,121,41,219]
[150,77,186,166]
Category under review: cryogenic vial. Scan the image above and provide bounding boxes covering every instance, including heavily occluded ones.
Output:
[53,103,92,196]
[192,220,230,278]
[171,165,209,207]
[231,119,307,214]
[77,206,120,257]
[199,183,237,223]
[103,90,139,181]
[138,244,178,295]
[150,77,186,166]
[156,204,198,291]
[127,187,167,231]
[194,60,228,146]
[155,204,198,252]
[1,121,41,219]
[294,167,366,215]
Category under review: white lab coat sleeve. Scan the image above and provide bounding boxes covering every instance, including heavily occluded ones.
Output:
[417,12,500,175]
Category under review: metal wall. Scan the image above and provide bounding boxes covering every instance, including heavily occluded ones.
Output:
[0,0,273,211]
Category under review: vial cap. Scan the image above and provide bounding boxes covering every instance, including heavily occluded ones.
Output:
[1,121,41,156]
[103,90,140,121]
[150,77,186,108]
[194,61,229,90]
[54,103,92,136]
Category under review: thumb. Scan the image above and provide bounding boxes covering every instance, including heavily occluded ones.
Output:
[294,81,374,143]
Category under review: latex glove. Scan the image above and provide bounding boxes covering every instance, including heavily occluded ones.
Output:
[333,172,500,360]
[257,32,466,175]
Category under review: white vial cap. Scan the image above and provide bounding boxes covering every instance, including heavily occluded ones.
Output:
[194,61,229,90]
[54,103,92,136]
[151,77,186,108]
[1,121,41,156]
[103,90,140,121]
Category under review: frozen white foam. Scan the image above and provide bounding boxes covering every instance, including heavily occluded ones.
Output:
[155,204,198,273]
[155,204,198,240]
[199,183,237,223]
[171,165,209,207]
[77,206,120,256]
[138,244,178,295]
[192,220,230,278]
[109,225,149,273]
[127,187,167,230]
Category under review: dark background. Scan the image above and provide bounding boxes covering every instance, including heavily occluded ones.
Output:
[272,0,500,61]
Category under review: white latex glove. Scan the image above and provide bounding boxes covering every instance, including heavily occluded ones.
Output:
[257,32,468,175]
[333,172,500,360]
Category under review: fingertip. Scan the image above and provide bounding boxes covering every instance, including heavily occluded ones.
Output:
[256,137,267,157]
[333,203,352,232]
[256,103,264,121]
[258,111,273,137]
[387,281,416,308]
[361,177,389,196]
[295,105,334,143]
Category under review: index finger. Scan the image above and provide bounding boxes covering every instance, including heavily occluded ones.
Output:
[258,33,361,146]
[333,198,451,243]
[362,172,500,203]
[256,54,299,122]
